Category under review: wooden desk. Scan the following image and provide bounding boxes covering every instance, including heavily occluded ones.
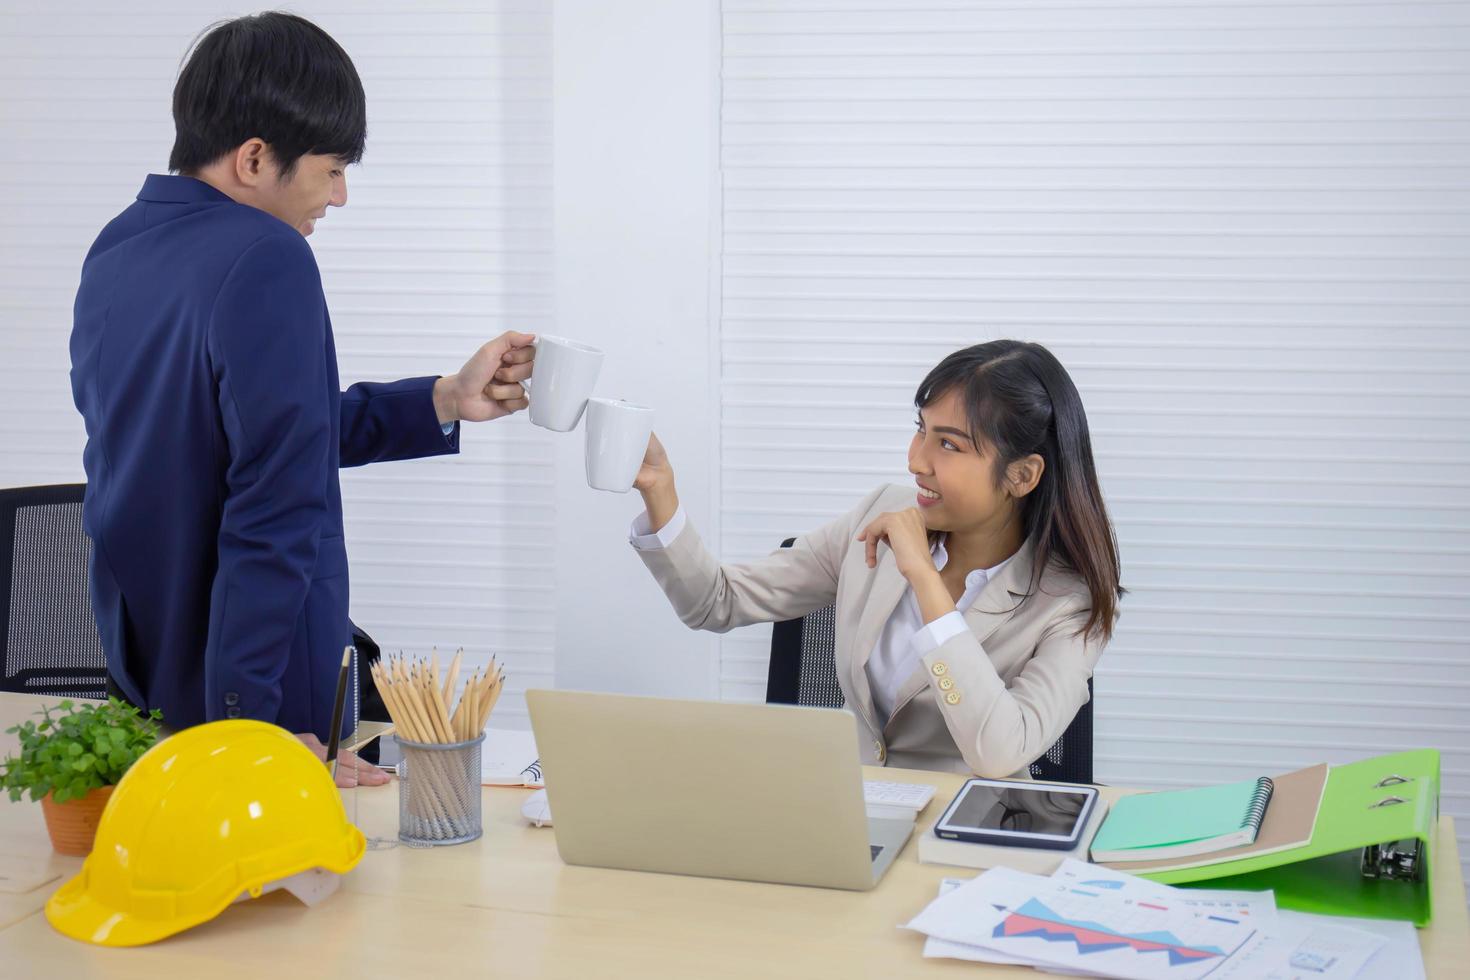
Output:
[1,692,1466,977]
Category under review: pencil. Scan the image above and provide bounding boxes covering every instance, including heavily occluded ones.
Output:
[325,646,353,780]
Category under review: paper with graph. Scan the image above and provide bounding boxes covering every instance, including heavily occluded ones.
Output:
[907,865,1259,979]
[904,862,1387,980]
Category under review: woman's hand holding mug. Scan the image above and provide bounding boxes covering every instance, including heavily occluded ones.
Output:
[634,433,680,534]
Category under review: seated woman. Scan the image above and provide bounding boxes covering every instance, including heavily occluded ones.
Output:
[628,340,1123,778]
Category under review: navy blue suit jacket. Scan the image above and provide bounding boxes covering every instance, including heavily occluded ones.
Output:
[70,175,458,737]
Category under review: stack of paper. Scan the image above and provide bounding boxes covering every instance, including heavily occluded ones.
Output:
[903,858,1420,980]
[480,728,543,787]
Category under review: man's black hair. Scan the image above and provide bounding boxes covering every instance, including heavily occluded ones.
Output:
[168,12,366,177]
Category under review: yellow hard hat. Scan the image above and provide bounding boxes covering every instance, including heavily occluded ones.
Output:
[46,719,365,946]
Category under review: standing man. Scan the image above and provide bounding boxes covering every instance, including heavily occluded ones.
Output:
[69,12,532,784]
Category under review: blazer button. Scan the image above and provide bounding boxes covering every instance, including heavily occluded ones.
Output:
[944,691,962,705]
[225,706,242,718]
[224,692,240,706]
[938,677,955,691]
[931,663,948,677]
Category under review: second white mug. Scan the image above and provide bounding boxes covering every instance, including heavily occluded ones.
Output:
[584,398,654,493]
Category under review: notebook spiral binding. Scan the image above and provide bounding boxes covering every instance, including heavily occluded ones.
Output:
[1242,776,1274,831]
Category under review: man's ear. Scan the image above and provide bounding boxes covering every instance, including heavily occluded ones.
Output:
[1006,453,1045,499]
[233,139,271,187]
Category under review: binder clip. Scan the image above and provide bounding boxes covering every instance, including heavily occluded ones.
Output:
[1361,838,1422,882]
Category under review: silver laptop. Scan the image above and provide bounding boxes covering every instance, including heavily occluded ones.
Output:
[526,689,914,891]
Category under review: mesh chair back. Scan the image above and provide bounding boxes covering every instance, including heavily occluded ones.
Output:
[0,484,108,698]
[1033,679,1093,785]
[765,538,1093,784]
[769,602,843,709]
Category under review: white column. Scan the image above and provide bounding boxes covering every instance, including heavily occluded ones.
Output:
[549,0,722,698]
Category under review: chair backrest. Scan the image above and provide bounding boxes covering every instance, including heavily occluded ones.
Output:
[0,484,108,699]
[766,538,1094,784]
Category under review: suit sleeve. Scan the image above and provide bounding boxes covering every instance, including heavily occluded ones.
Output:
[632,485,888,633]
[339,373,460,468]
[205,233,332,724]
[919,596,1103,778]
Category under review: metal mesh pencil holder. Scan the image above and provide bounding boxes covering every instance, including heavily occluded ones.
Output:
[396,733,484,846]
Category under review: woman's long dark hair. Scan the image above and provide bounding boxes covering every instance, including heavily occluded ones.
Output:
[915,340,1123,641]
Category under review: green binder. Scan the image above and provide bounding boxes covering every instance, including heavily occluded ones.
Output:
[1139,749,1440,926]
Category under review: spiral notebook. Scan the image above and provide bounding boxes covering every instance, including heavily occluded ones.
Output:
[1090,775,1274,863]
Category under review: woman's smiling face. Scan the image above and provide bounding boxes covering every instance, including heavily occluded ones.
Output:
[909,386,1043,538]
[908,387,1006,534]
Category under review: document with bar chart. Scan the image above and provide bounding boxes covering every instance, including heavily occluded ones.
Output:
[906,866,1266,980]
[988,890,1258,978]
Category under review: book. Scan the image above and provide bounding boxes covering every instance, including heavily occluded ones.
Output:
[1090,774,1275,862]
[918,799,1108,874]
[480,728,544,787]
[1098,762,1328,876]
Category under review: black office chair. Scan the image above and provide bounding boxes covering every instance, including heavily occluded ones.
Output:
[0,484,108,699]
[766,538,1094,784]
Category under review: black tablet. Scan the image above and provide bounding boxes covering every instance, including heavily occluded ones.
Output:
[933,778,1099,850]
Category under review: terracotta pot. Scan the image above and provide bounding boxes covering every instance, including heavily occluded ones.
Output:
[40,785,115,856]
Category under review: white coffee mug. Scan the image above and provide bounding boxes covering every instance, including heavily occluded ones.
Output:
[521,335,604,432]
[584,398,654,493]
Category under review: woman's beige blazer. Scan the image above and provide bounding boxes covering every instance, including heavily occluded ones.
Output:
[633,484,1106,777]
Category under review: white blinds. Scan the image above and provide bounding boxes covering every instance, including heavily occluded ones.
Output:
[717,0,1470,890]
[0,0,554,721]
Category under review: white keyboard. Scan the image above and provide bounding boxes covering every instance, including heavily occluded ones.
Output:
[863,780,937,811]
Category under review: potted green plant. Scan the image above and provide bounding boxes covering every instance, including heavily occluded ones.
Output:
[1,698,162,856]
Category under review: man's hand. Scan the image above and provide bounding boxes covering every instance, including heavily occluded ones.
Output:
[433,331,536,424]
[296,732,391,788]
